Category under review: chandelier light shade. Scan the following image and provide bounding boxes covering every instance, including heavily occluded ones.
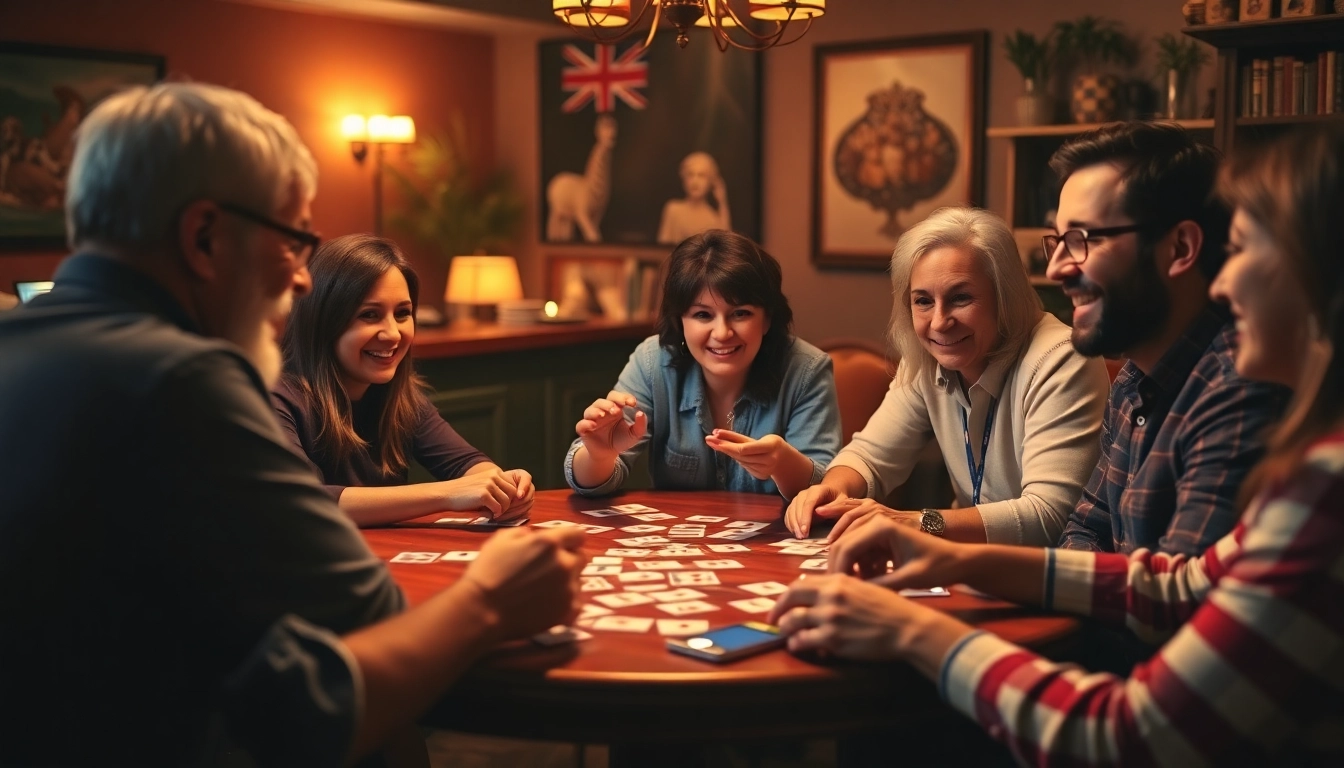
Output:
[551,0,825,51]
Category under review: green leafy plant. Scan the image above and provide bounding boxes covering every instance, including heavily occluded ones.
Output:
[1053,15,1137,74]
[384,115,524,264]
[1153,33,1209,81]
[1003,30,1054,82]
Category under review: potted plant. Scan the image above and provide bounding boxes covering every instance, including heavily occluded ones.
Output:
[384,115,525,313]
[1004,30,1054,125]
[1154,33,1210,119]
[1053,15,1137,123]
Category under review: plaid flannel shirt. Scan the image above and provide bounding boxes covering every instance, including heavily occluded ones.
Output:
[1059,307,1289,555]
[941,432,1344,766]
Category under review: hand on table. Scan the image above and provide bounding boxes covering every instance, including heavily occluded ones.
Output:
[765,574,916,661]
[827,516,966,590]
[437,467,521,518]
[576,391,646,459]
[704,430,799,480]
[783,484,851,539]
[823,498,922,543]
[496,468,534,520]
[462,526,586,642]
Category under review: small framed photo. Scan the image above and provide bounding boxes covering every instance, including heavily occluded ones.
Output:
[1238,0,1273,21]
[812,32,988,269]
[1280,0,1327,16]
[0,42,164,249]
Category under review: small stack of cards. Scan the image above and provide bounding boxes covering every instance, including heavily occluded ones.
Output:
[389,551,479,564]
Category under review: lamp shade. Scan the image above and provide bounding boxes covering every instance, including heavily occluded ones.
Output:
[367,115,416,143]
[445,256,523,305]
[341,114,368,141]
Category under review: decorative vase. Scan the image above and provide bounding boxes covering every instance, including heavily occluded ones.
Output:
[1016,78,1052,126]
[1071,73,1120,123]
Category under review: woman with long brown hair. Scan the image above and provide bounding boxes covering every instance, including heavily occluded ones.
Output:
[275,234,532,526]
[766,125,1344,765]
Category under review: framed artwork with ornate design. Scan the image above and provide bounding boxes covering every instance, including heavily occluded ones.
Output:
[538,35,760,247]
[812,32,987,269]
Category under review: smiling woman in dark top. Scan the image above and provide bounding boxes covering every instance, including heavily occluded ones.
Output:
[273,233,532,526]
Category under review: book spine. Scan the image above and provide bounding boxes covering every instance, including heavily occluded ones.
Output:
[1253,59,1266,117]
[1329,51,1338,115]
[1305,59,1316,116]
[1336,50,1343,114]
[1295,59,1306,117]
[1241,61,1253,117]
[1271,57,1282,117]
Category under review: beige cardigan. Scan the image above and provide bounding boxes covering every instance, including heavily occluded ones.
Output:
[828,314,1109,546]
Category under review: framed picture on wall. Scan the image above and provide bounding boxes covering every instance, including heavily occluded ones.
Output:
[0,42,164,250]
[538,35,760,248]
[812,32,987,269]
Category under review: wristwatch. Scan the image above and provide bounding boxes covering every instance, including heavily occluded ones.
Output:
[918,508,946,537]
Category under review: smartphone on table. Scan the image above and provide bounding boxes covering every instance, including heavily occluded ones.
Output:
[666,622,786,663]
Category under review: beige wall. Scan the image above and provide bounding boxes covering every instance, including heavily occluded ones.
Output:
[499,0,1210,346]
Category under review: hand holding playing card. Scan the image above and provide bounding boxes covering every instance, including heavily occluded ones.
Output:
[826,516,966,590]
[459,526,587,643]
[703,430,798,480]
[783,482,850,539]
[576,390,647,460]
[434,466,522,519]
[821,498,919,542]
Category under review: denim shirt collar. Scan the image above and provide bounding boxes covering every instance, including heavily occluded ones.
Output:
[673,359,767,435]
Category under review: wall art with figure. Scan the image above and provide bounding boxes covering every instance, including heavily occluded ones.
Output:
[812,32,987,268]
[0,42,164,249]
[538,35,760,247]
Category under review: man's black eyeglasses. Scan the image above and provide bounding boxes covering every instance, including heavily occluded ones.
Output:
[1041,224,1143,265]
[219,202,321,262]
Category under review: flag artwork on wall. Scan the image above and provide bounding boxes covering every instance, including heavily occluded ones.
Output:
[538,35,760,247]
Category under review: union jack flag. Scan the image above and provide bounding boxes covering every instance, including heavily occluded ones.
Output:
[560,43,649,114]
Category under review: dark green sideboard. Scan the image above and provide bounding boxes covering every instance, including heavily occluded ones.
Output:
[409,320,654,490]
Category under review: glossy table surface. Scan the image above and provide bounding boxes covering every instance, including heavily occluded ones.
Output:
[362,490,1078,744]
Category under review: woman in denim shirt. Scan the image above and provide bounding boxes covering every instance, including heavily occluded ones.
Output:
[565,230,841,498]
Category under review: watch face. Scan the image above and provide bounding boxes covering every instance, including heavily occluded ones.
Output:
[920,509,946,536]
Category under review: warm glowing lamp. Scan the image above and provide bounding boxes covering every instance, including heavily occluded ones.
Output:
[553,0,630,27]
[342,113,416,235]
[367,114,416,143]
[445,256,524,323]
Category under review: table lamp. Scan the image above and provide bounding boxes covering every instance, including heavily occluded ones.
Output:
[444,255,524,324]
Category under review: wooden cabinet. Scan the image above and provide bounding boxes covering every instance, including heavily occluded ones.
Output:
[408,320,654,490]
[1185,14,1344,151]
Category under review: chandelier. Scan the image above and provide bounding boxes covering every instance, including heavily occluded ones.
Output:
[552,0,826,52]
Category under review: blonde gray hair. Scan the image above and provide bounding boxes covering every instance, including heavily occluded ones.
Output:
[888,207,1042,385]
[66,82,317,250]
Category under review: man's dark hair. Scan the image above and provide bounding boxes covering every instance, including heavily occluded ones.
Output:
[1049,122,1230,281]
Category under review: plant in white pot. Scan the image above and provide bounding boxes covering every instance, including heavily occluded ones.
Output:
[1004,30,1055,126]
[1054,15,1137,124]
[384,115,525,320]
[1154,33,1210,120]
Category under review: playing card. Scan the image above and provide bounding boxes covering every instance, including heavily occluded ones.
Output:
[623,583,667,592]
[606,548,652,557]
[589,615,654,633]
[580,508,627,518]
[432,517,476,525]
[579,603,613,619]
[706,544,750,553]
[799,558,828,571]
[693,559,744,570]
[656,618,710,637]
[708,529,762,541]
[646,588,708,603]
[776,546,826,556]
[669,570,720,586]
[390,552,441,564]
[656,600,719,616]
[633,560,684,570]
[426,515,527,529]
[654,548,705,557]
[590,556,622,565]
[612,503,659,513]
[532,519,578,529]
[897,587,951,598]
[631,512,676,521]
[593,591,656,608]
[728,597,776,614]
[739,581,790,596]
[684,515,728,523]
[616,570,665,583]
[580,576,614,592]
[439,551,479,562]
[725,521,770,531]
[532,625,592,646]
[614,536,670,546]
[579,524,615,534]
[669,524,706,531]
[667,532,705,539]
[582,564,622,576]
[620,524,666,533]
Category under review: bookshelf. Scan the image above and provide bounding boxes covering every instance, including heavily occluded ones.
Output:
[1184,14,1344,150]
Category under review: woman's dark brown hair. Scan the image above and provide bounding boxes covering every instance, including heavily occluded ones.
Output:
[281,234,425,477]
[655,229,794,399]
[1222,125,1344,506]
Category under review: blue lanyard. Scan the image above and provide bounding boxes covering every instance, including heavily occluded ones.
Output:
[960,397,998,506]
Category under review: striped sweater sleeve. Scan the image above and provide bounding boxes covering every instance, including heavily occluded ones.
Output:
[939,435,1344,767]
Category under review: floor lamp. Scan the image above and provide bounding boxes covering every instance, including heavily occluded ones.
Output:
[342,114,416,235]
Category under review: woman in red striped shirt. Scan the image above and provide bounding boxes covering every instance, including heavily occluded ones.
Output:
[769,124,1344,766]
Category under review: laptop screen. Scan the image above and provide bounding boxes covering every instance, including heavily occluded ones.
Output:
[14,281,54,303]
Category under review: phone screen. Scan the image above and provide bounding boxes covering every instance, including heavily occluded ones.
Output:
[689,624,779,652]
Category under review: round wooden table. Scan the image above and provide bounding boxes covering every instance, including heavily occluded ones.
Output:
[362,490,1077,757]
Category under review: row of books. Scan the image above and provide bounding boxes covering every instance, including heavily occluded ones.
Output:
[1240,51,1344,117]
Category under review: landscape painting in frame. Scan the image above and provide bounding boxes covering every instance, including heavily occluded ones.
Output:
[539,34,759,247]
[0,42,164,249]
[812,32,987,268]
